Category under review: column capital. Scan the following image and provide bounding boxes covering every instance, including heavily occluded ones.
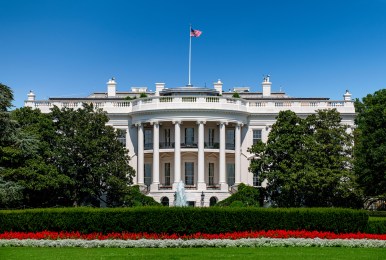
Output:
[134,122,143,127]
[150,121,160,126]
[218,121,228,126]
[236,122,244,127]
[172,120,182,125]
[196,120,206,125]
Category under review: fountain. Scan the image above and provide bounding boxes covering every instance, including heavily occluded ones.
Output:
[174,181,187,207]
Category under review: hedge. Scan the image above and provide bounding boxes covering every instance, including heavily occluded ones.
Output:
[366,218,386,234]
[0,207,368,234]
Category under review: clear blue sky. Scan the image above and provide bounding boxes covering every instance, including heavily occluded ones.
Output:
[1,0,385,108]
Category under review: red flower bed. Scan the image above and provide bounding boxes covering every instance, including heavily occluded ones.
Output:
[1,230,386,240]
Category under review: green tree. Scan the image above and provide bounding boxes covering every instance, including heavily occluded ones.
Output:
[50,104,135,206]
[355,89,386,198]
[216,183,260,207]
[249,109,361,208]
[122,186,160,207]
[0,177,23,209]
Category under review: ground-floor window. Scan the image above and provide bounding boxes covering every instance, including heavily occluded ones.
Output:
[208,163,214,186]
[144,163,152,186]
[164,163,171,186]
[227,163,235,186]
[209,196,217,206]
[185,162,194,185]
[187,201,195,207]
[253,171,260,187]
[161,197,169,206]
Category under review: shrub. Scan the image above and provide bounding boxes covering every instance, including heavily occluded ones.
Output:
[139,93,148,98]
[123,186,160,207]
[0,207,368,234]
[366,218,386,234]
[216,183,260,207]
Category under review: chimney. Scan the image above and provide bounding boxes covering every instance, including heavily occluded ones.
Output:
[343,90,352,101]
[27,90,36,101]
[262,75,271,97]
[155,83,165,96]
[214,79,223,95]
[107,77,117,97]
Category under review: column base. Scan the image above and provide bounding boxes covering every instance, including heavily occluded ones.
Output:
[220,182,229,191]
[197,182,207,190]
[150,183,159,192]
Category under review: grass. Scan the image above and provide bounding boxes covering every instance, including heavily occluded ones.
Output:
[1,247,386,260]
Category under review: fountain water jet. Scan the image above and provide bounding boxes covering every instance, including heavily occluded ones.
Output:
[174,181,187,207]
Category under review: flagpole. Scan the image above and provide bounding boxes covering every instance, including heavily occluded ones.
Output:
[188,25,192,86]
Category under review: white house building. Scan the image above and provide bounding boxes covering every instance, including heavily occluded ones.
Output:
[24,76,355,207]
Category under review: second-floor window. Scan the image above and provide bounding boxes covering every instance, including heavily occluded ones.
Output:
[226,129,235,149]
[208,128,215,147]
[164,128,171,147]
[253,129,262,145]
[185,128,194,145]
[144,129,153,149]
[117,129,126,147]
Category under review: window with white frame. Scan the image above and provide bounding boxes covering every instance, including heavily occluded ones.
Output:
[253,171,260,187]
[253,129,262,145]
[208,163,214,186]
[227,163,235,186]
[117,129,126,147]
[185,162,194,185]
[144,163,152,186]
[164,163,171,186]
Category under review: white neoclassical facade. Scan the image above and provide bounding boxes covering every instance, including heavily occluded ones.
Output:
[25,77,355,206]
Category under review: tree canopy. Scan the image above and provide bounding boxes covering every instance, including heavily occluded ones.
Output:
[355,89,386,197]
[249,109,361,208]
[1,88,136,208]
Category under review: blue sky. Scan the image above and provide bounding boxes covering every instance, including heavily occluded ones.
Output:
[1,0,385,108]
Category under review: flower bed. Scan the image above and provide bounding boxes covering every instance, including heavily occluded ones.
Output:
[1,230,386,240]
[1,230,386,248]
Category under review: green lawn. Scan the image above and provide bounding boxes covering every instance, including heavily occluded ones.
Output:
[1,247,386,260]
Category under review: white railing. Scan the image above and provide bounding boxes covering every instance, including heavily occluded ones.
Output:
[25,97,354,114]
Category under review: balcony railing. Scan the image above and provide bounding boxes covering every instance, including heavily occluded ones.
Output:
[145,142,234,150]
[159,184,172,190]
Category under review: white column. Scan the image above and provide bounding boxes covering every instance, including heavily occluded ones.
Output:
[197,121,206,190]
[137,123,144,186]
[173,121,181,189]
[151,121,160,191]
[219,122,228,191]
[235,122,242,185]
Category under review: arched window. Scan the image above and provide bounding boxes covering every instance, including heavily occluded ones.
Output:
[161,197,169,206]
[209,197,218,207]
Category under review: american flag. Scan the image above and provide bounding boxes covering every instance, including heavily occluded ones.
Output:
[190,28,202,37]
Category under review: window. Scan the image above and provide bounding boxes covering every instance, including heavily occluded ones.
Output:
[144,129,153,149]
[227,163,235,186]
[164,128,171,148]
[185,128,194,145]
[209,197,218,207]
[253,172,260,187]
[253,129,262,145]
[208,163,214,186]
[226,129,235,149]
[164,163,171,186]
[185,162,194,185]
[144,163,152,186]
[161,197,169,206]
[208,128,215,147]
[117,129,126,147]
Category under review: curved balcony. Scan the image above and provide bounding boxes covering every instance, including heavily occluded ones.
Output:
[131,96,248,114]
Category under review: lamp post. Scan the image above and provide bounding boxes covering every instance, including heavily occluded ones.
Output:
[200,191,205,207]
